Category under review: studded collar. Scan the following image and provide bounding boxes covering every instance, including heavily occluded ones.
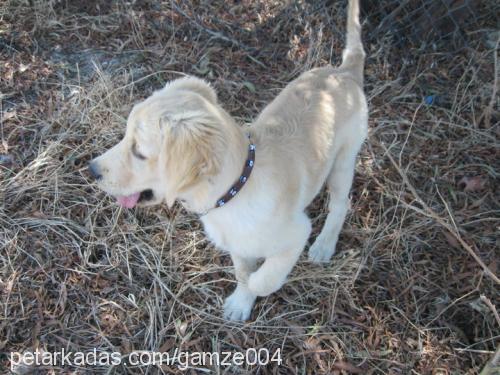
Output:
[200,136,255,216]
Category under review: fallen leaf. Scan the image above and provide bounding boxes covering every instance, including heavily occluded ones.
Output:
[2,110,17,120]
[303,337,320,350]
[444,231,460,249]
[332,360,363,374]
[176,319,188,337]
[31,211,48,219]
[243,81,256,93]
[0,154,13,166]
[458,176,487,192]
[159,338,176,353]
[57,282,67,313]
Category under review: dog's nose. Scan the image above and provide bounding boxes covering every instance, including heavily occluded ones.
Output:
[88,161,103,181]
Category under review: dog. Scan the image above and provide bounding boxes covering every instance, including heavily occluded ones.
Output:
[89,0,367,321]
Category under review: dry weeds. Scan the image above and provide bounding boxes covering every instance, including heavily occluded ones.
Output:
[1,1,499,374]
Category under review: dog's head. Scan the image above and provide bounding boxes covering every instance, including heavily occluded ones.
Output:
[89,76,230,209]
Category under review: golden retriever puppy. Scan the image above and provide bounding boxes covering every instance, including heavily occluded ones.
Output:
[89,0,367,321]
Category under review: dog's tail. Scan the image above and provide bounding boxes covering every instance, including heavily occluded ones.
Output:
[340,0,365,84]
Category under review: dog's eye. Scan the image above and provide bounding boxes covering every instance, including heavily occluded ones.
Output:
[132,142,147,160]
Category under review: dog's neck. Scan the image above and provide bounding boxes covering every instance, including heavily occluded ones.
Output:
[178,126,249,215]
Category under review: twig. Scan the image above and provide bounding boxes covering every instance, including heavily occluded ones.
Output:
[380,143,500,285]
[374,0,411,36]
[170,2,255,52]
[481,37,499,128]
[480,294,500,328]
[480,345,500,375]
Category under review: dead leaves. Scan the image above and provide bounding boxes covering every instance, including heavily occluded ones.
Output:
[443,231,461,249]
[332,361,364,374]
[457,175,488,193]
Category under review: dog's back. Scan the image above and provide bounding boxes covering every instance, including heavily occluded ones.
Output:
[249,0,367,210]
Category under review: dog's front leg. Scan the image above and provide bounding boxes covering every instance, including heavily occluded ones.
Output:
[247,248,302,297]
[223,254,258,321]
[248,215,311,297]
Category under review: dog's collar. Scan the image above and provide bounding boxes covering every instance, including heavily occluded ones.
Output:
[215,137,255,209]
[201,136,255,216]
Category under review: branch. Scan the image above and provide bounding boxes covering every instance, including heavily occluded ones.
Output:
[380,142,500,285]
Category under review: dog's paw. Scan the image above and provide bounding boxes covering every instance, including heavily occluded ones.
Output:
[223,287,256,321]
[308,241,336,263]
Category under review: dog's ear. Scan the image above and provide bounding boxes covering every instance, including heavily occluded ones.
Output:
[160,111,223,207]
[165,76,217,104]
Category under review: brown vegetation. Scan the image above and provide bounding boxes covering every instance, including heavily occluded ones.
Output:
[1,1,498,373]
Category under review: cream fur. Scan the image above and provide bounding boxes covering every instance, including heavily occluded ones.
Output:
[90,0,367,321]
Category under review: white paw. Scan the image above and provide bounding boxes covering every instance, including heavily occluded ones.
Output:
[223,286,256,321]
[308,241,336,263]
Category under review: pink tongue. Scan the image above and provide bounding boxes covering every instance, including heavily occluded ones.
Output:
[116,192,141,208]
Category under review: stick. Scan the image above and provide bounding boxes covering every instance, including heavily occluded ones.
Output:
[171,2,255,52]
[480,294,500,328]
[480,345,500,375]
[381,143,500,285]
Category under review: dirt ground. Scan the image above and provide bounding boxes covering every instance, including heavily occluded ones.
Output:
[1,1,498,374]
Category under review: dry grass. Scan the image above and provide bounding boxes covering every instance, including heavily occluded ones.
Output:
[1,1,499,374]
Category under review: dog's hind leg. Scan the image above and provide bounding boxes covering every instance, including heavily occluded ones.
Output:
[308,144,358,263]
[224,255,259,321]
